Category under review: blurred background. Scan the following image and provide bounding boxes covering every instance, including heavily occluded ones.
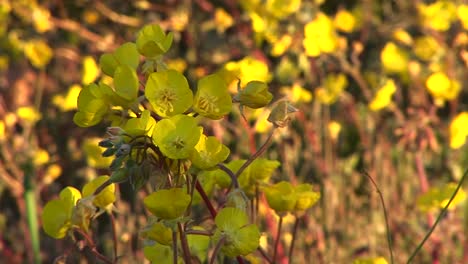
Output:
[0,0,467,263]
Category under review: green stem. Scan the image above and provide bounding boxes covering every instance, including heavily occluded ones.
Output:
[406,167,468,263]
[363,171,394,264]
[24,162,40,264]
[235,129,275,179]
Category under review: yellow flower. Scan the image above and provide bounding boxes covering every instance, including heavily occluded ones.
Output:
[425,72,461,105]
[42,187,82,239]
[32,7,52,33]
[271,34,292,57]
[353,257,388,264]
[82,175,116,209]
[413,36,441,61]
[369,79,397,111]
[144,188,191,220]
[303,13,338,57]
[219,56,271,91]
[52,84,82,112]
[281,84,312,103]
[265,0,301,19]
[82,56,99,85]
[215,8,234,33]
[380,42,408,74]
[24,40,53,69]
[334,9,356,33]
[16,106,42,124]
[450,112,468,149]
[392,29,413,45]
[315,73,348,104]
[458,5,468,30]
[417,183,466,212]
[328,121,341,141]
[33,148,49,166]
[418,1,456,31]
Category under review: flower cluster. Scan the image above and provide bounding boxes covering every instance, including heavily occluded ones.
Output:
[41,23,305,263]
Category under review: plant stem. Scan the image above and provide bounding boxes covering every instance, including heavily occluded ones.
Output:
[172,230,178,264]
[217,163,240,189]
[23,162,40,264]
[407,167,468,263]
[178,222,192,264]
[75,229,113,264]
[363,171,394,264]
[288,217,300,262]
[195,180,217,218]
[110,213,118,262]
[273,215,283,263]
[210,235,226,264]
[235,129,275,179]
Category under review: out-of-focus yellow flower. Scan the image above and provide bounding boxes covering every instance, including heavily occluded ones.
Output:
[52,84,82,112]
[369,79,397,111]
[413,36,441,61]
[33,148,49,166]
[417,183,466,212]
[281,84,312,103]
[0,121,4,141]
[215,8,234,33]
[254,109,272,134]
[328,121,341,141]
[170,8,189,32]
[380,42,408,74]
[32,7,52,33]
[450,112,468,149]
[392,29,413,45]
[265,0,301,19]
[418,1,457,31]
[82,9,100,24]
[24,40,53,69]
[43,164,62,185]
[16,106,42,124]
[458,5,468,30]
[166,58,187,73]
[303,12,338,57]
[271,34,292,57]
[220,56,271,91]
[353,257,388,264]
[82,56,99,85]
[83,138,113,168]
[334,9,356,33]
[425,72,461,106]
[315,73,348,104]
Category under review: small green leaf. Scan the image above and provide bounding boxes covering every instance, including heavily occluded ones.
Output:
[113,65,139,101]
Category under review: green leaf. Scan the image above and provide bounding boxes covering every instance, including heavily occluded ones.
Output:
[114,65,139,101]
[145,70,193,117]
